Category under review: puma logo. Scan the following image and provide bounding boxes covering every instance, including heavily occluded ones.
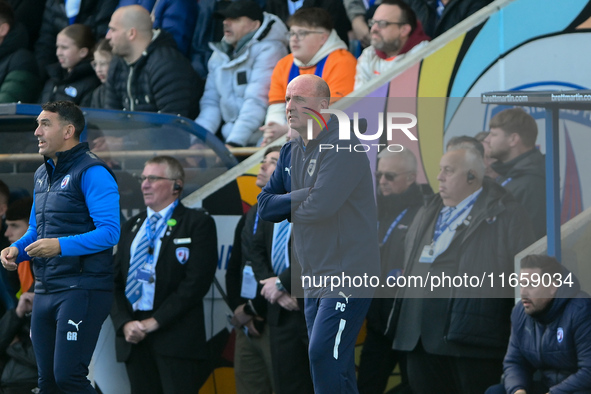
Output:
[338,292,352,303]
[68,320,82,331]
[285,166,291,176]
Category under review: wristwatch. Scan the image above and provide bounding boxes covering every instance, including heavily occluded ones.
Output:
[275,277,286,292]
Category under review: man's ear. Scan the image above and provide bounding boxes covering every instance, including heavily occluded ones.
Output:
[64,124,76,140]
[509,132,521,147]
[0,22,10,39]
[400,24,412,39]
[128,27,137,41]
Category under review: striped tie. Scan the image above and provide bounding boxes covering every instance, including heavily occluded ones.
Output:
[126,213,161,304]
[271,220,291,275]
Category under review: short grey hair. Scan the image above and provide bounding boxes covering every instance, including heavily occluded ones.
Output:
[461,147,485,180]
[378,148,417,174]
[145,155,185,183]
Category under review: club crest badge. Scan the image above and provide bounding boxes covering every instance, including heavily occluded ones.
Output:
[175,247,189,264]
[61,175,71,189]
[307,159,316,177]
[557,327,564,343]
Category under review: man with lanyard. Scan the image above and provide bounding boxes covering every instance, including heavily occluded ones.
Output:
[225,146,282,394]
[258,74,380,393]
[358,149,431,393]
[391,146,535,394]
[1,100,120,393]
[110,156,218,393]
[260,7,356,146]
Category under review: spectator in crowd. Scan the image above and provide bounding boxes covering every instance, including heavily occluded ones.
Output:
[258,75,380,393]
[358,149,430,394]
[0,179,8,243]
[345,0,490,48]
[4,197,34,297]
[0,0,41,104]
[344,0,373,48]
[264,0,351,46]
[486,254,591,394]
[105,5,202,118]
[446,135,484,156]
[0,291,37,393]
[0,101,120,393]
[355,0,429,90]
[392,146,535,393]
[475,131,500,179]
[90,39,112,108]
[39,24,100,107]
[190,0,265,83]
[0,180,19,318]
[251,150,315,394]
[111,156,218,394]
[405,0,493,39]
[260,7,356,147]
[225,146,281,394]
[34,0,117,79]
[5,0,44,50]
[194,0,288,148]
[117,0,198,56]
[484,108,546,239]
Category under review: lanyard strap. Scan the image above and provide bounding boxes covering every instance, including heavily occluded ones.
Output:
[380,209,408,246]
[144,199,178,266]
[501,177,512,187]
[433,197,477,242]
[253,212,260,235]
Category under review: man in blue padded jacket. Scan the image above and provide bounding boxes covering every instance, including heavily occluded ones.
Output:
[1,101,120,393]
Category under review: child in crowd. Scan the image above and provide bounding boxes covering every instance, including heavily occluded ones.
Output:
[39,24,99,107]
[90,39,112,108]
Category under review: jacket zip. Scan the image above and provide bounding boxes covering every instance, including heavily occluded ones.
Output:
[126,66,135,111]
[40,171,51,291]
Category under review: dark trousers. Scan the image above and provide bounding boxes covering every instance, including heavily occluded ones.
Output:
[125,313,210,394]
[31,289,113,394]
[269,310,313,394]
[357,325,408,394]
[304,297,371,394]
[406,341,503,394]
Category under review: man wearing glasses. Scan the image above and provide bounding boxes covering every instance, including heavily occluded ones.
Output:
[358,149,431,393]
[110,156,218,393]
[260,7,357,147]
[354,0,430,90]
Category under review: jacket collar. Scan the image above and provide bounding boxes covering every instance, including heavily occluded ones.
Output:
[491,148,543,178]
[377,182,426,218]
[44,142,89,177]
[417,177,511,243]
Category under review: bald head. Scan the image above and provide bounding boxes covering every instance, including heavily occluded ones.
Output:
[285,75,331,142]
[107,5,153,63]
[117,5,152,35]
[302,74,330,99]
